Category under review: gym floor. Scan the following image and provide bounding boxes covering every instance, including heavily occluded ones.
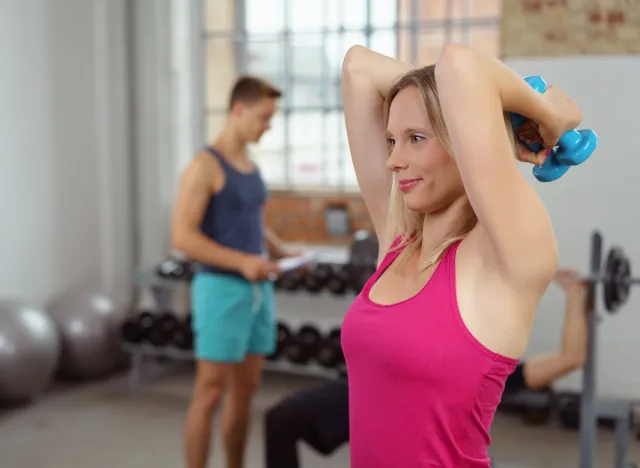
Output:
[0,369,638,468]
[1,292,638,468]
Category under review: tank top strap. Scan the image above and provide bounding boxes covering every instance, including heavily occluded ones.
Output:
[441,239,463,269]
[379,236,405,267]
[373,237,463,279]
[362,236,406,289]
[204,146,232,171]
[436,239,463,282]
[433,239,463,305]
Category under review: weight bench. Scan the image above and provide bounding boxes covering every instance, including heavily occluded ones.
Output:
[500,388,553,410]
[499,388,553,426]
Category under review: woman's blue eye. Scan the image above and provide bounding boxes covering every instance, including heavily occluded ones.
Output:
[411,134,424,143]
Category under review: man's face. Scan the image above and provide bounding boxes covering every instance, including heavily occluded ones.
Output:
[235,97,278,143]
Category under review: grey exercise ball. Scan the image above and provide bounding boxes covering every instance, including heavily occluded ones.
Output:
[0,300,61,401]
[48,291,125,380]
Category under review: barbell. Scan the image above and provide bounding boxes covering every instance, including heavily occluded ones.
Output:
[580,246,640,313]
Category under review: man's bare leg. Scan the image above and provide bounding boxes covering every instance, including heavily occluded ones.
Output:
[524,270,588,389]
[185,360,233,468]
[221,354,264,468]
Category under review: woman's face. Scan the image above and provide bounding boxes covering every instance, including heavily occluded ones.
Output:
[386,86,465,214]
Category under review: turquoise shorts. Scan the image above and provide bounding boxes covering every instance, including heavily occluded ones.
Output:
[191,271,276,363]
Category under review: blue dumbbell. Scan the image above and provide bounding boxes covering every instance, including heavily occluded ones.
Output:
[509,76,598,182]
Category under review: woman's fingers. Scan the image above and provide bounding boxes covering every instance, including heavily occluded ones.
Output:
[517,121,544,145]
[534,148,553,166]
[518,145,552,166]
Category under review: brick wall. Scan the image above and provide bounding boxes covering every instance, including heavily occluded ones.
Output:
[398,0,502,64]
[264,191,373,244]
[502,0,640,57]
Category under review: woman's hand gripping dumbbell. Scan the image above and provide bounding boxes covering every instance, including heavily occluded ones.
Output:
[510,75,598,182]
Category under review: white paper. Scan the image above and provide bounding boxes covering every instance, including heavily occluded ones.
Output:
[276,254,315,273]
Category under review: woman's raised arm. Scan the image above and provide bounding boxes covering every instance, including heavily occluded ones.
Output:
[434,44,573,290]
[341,45,413,257]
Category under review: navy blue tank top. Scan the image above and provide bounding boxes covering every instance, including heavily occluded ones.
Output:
[199,147,268,274]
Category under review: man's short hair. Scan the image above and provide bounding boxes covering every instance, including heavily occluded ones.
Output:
[228,76,282,111]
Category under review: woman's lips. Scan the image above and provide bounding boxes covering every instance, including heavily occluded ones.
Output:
[399,178,422,192]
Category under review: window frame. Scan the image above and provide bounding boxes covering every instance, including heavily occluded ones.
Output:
[203,0,501,191]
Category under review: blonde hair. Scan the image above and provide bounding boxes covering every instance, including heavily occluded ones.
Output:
[384,65,517,271]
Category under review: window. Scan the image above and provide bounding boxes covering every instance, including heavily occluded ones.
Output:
[204,0,502,190]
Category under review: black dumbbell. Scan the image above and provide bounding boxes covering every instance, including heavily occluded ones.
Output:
[277,270,304,292]
[315,328,344,368]
[121,317,143,343]
[303,264,332,294]
[136,311,158,344]
[326,265,351,296]
[154,311,180,346]
[172,327,193,350]
[157,258,192,281]
[558,393,581,431]
[283,324,322,365]
[171,316,193,350]
[299,324,322,355]
[268,321,292,361]
[139,311,169,347]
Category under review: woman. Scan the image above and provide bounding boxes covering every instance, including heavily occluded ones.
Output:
[263,270,588,468]
[339,44,583,467]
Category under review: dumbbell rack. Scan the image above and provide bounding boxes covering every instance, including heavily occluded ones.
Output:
[122,268,342,388]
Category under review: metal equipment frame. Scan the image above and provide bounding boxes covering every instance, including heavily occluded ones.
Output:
[581,231,636,468]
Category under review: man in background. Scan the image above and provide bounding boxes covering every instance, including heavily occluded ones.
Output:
[172,75,294,468]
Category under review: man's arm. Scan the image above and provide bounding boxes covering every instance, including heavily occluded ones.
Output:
[264,226,290,260]
[171,154,251,272]
[521,269,588,390]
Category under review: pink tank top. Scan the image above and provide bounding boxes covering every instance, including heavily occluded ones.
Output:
[341,240,519,467]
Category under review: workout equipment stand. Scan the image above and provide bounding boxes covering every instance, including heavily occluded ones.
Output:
[581,231,636,468]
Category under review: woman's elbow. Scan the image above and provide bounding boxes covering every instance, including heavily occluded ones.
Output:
[342,45,368,77]
[435,43,478,79]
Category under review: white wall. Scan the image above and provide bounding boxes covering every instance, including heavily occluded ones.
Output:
[506,56,640,399]
[0,0,200,307]
[132,0,204,268]
[0,0,134,306]
[171,0,205,189]
[96,0,136,302]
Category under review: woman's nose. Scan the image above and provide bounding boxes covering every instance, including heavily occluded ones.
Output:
[386,149,408,172]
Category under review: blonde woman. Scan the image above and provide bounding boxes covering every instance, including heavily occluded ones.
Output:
[339,44,583,467]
